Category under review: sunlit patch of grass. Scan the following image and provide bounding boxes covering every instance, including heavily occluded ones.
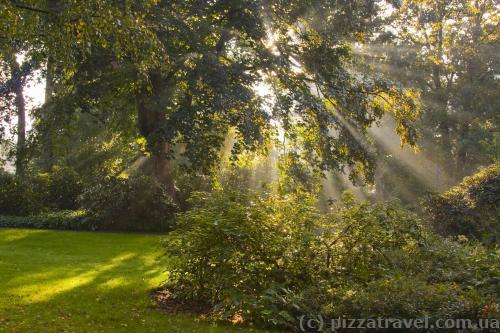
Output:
[0,229,45,242]
[0,229,275,333]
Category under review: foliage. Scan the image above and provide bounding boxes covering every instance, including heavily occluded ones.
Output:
[0,173,177,232]
[0,0,162,75]
[79,175,177,232]
[0,167,83,215]
[2,0,423,192]
[172,167,213,211]
[0,210,90,230]
[164,190,319,323]
[367,0,499,191]
[0,171,43,215]
[308,233,499,323]
[164,190,499,330]
[31,53,141,181]
[38,166,84,210]
[0,1,497,331]
[425,163,500,245]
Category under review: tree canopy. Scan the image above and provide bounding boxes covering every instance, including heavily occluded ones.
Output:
[1,0,421,192]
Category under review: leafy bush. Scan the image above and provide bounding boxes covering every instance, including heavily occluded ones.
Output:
[425,163,500,245]
[163,190,499,330]
[173,168,212,211]
[79,175,177,232]
[44,166,84,210]
[0,210,91,230]
[306,232,499,323]
[0,167,84,215]
[164,190,319,319]
[0,172,44,216]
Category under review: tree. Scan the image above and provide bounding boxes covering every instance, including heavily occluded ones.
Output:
[372,0,499,185]
[0,46,33,176]
[7,54,27,176]
[1,1,421,195]
[1,0,162,172]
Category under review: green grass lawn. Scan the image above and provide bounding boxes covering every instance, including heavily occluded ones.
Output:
[0,229,273,333]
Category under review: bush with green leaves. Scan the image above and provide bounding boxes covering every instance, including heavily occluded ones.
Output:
[79,175,177,232]
[0,172,43,216]
[302,231,499,323]
[173,167,212,211]
[163,190,499,330]
[0,210,91,230]
[164,190,320,324]
[44,166,84,210]
[0,167,84,215]
[25,167,84,210]
[425,163,500,245]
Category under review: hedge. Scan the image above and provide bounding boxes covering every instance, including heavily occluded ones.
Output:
[0,210,94,231]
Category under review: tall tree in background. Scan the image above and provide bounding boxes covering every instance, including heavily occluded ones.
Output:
[0,44,33,176]
[373,0,499,186]
[6,54,27,176]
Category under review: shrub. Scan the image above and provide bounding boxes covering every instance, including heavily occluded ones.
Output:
[0,210,91,230]
[44,166,84,210]
[173,168,212,210]
[0,172,43,216]
[163,190,499,330]
[306,232,499,323]
[79,175,177,232]
[424,163,500,245]
[0,167,84,215]
[164,190,319,317]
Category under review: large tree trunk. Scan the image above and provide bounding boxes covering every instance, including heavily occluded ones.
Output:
[151,141,177,199]
[136,71,177,200]
[8,58,27,176]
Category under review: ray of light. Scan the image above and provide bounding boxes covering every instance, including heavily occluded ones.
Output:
[369,115,453,191]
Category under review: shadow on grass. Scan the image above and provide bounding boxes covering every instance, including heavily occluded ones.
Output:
[0,229,270,333]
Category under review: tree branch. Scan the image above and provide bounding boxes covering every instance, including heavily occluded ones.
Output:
[10,1,52,15]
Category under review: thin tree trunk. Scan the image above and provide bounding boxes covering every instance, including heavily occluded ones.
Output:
[453,1,482,179]
[39,0,60,172]
[40,56,54,172]
[14,78,26,176]
[455,125,469,179]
